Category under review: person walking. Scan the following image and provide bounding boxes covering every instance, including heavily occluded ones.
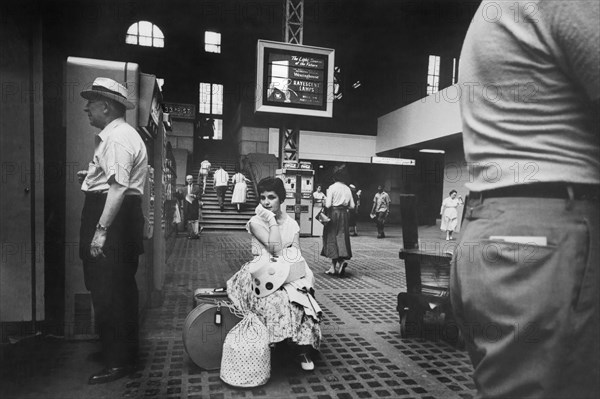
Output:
[197,159,211,194]
[439,190,463,241]
[370,185,390,238]
[230,167,249,212]
[450,1,599,398]
[213,165,229,212]
[321,168,355,276]
[77,77,147,384]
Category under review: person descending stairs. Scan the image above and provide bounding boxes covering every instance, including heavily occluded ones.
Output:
[190,155,258,230]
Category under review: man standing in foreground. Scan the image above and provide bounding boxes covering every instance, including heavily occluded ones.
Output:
[370,185,390,238]
[451,1,599,398]
[77,77,148,384]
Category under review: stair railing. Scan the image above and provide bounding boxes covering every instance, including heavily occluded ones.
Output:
[241,155,260,206]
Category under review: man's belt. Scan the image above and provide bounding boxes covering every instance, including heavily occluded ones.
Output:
[469,183,600,201]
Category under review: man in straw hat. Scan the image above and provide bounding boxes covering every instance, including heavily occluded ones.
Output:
[76,77,147,384]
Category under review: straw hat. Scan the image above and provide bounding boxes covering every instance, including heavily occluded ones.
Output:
[249,249,307,297]
[81,77,135,110]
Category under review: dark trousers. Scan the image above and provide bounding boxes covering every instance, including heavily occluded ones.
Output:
[79,193,144,368]
[376,211,387,235]
[216,185,227,208]
[451,195,599,398]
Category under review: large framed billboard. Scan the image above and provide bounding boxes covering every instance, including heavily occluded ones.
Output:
[255,40,335,118]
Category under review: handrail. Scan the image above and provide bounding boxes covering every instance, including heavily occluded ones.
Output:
[241,155,259,205]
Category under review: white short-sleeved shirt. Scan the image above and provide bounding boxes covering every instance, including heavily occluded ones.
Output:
[325,182,355,208]
[81,118,148,195]
[459,0,600,191]
[214,168,229,187]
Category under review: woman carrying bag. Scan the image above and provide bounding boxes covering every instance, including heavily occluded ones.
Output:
[321,167,355,277]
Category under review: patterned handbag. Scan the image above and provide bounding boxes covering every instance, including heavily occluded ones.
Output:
[220,311,271,387]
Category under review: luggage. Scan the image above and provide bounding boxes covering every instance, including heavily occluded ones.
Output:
[183,302,242,370]
[193,287,228,308]
[396,292,462,347]
[220,312,271,387]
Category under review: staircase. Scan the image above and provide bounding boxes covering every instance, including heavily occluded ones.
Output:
[190,155,258,230]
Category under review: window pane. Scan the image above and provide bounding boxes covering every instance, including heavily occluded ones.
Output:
[212,84,223,115]
[213,119,223,140]
[428,62,435,75]
[205,44,220,53]
[154,37,164,48]
[199,83,211,114]
[153,25,165,39]
[139,21,152,36]
[125,34,137,45]
[139,35,152,47]
[127,23,138,35]
[205,31,220,44]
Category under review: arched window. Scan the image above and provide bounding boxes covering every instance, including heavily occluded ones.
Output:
[126,21,164,48]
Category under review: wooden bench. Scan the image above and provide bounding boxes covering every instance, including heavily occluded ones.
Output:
[397,194,462,346]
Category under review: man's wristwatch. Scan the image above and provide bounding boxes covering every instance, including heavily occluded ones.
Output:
[96,223,109,232]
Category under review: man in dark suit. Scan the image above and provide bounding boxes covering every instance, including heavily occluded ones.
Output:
[180,174,201,238]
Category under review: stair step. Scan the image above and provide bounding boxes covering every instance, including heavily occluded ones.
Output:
[201,225,247,230]
[187,154,258,231]
[202,214,253,220]
[200,220,251,227]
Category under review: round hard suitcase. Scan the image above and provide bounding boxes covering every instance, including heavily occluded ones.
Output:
[183,302,242,370]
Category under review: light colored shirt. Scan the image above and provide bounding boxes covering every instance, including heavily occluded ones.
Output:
[81,117,147,195]
[460,0,600,191]
[312,191,326,202]
[325,182,355,208]
[231,172,247,184]
[214,168,229,187]
[373,192,391,213]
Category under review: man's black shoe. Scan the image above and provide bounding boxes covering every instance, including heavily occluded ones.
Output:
[88,366,133,385]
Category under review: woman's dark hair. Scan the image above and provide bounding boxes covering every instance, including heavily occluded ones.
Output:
[449,189,458,196]
[257,177,287,202]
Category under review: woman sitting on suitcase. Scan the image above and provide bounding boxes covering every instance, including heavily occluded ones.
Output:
[227,177,322,371]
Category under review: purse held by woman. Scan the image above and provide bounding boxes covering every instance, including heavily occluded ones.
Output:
[315,208,330,224]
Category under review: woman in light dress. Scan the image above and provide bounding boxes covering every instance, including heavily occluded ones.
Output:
[230,167,249,212]
[226,177,322,371]
[312,185,326,204]
[440,189,463,240]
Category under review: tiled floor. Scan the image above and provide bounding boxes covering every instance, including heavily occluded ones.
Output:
[0,222,475,399]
